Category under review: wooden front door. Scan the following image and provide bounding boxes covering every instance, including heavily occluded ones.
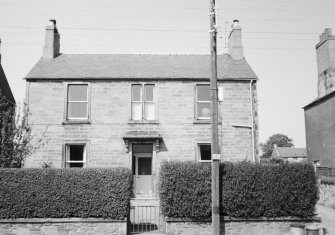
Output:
[133,144,153,195]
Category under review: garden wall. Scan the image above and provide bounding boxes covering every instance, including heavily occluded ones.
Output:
[165,216,322,235]
[0,218,127,235]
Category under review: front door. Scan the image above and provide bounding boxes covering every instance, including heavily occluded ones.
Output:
[132,144,153,195]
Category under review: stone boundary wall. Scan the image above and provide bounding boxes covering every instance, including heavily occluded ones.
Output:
[0,218,127,235]
[165,216,322,235]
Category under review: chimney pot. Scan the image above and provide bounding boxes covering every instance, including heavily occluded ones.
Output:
[49,19,56,25]
[232,20,239,27]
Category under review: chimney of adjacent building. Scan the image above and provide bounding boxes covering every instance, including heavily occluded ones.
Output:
[43,19,60,59]
[316,28,335,98]
[228,20,244,60]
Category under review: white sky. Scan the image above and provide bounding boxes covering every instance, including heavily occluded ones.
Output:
[1,0,334,147]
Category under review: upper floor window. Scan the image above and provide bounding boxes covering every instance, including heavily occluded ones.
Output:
[67,84,88,120]
[196,85,210,120]
[131,84,155,120]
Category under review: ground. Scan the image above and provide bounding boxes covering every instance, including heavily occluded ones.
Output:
[317,204,335,234]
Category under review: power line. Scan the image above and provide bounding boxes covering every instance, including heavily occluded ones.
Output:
[0,25,323,35]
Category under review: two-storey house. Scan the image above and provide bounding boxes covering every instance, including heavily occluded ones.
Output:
[24,20,258,197]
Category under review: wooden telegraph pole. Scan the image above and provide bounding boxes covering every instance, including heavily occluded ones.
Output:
[209,0,220,234]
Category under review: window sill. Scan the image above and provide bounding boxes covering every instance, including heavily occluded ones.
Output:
[128,120,159,124]
[193,119,222,124]
[193,119,211,124]
[62,119,92,125]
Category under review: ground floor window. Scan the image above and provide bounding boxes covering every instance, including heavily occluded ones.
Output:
[65,144,86,168]
[198,144,211,162]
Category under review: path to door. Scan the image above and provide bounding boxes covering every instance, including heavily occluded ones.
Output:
[317,204,335,234]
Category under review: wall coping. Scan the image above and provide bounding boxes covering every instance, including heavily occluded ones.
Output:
[166,215,321,223]
[0,217,127,224]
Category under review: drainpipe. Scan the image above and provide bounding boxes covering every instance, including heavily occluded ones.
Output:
[250,80,255,162]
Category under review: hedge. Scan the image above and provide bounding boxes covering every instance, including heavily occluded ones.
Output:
[159,161,211,219]
[222,162,318,218]
[159,161,318,219]
[0,168,132,219]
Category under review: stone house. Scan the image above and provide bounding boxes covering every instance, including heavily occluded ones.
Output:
[271,145,306,163]
[24,20,258,197]
[304,28,335,169]
[0,39,15,106]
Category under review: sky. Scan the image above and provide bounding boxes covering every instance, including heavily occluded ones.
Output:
[0,0,334,148]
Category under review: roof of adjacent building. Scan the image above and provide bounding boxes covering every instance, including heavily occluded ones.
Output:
[25,54,258,80]
[304,90,335,110]
[0,64,15,105]
[272,147,307,158]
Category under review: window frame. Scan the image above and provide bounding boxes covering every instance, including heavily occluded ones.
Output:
[195,84,211,121]
[63,82,91,124]
[197,142,212,162]
[64,143,87,168]
[131,84,156,121]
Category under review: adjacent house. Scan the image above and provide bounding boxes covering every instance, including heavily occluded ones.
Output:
[304,28,335,170]
[271,145,307,163]
[0,39,15,107]
[24,20,258,197]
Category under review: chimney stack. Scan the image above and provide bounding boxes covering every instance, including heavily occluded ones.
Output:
[316,28,335,98]
[228,20,244,60]
[43,19,60,59]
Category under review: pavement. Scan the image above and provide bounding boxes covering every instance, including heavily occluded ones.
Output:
[317,204,335,234]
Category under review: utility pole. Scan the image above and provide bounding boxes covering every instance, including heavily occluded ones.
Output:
[209,0,220,234]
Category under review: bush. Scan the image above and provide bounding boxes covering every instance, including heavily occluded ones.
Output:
[222,162,318,218]
[318,183,335,209]
[159,161,211,219]
[159,161,318,219]
[0,168,132,219]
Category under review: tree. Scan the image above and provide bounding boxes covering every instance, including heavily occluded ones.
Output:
[260,133,294,163]
[0,95,45,168]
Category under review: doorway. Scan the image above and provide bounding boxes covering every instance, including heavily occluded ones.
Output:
[132,144,153,195]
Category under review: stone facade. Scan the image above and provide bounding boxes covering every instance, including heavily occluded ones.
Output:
[0,218,127,235]
[25,80,257,193]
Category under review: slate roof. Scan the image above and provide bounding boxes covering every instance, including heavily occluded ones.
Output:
[273,147,307,158]
[304,90,335,110]
[25,54,258,80]
[0,64,15,104]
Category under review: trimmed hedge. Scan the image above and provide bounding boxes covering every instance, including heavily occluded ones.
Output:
[0,168,132,219]
[159,161,211,219]
[159,161,318,219]
[222,162,318,218]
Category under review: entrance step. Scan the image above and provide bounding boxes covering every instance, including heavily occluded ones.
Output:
[131,198,160,207]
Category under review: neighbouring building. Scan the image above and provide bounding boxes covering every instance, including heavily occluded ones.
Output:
[0,39,15,106]
[24,19,258,197]
[304,28,335,169]
[271,145,307,163]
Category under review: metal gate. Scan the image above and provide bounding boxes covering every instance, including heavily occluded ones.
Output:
[129,205,164,234]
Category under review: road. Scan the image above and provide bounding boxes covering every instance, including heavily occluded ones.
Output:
[317,204,335,234]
